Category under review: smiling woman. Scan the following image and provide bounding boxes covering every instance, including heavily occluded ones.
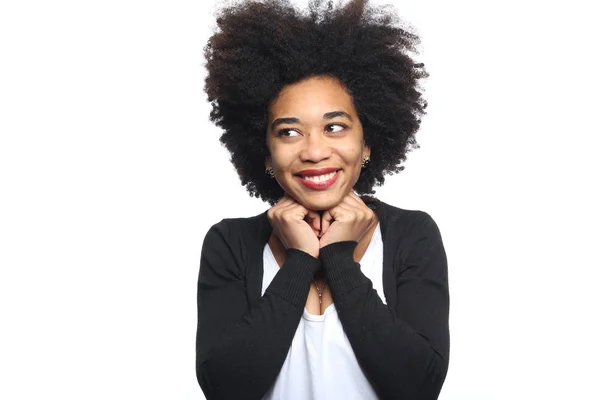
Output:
[196,1,449,399]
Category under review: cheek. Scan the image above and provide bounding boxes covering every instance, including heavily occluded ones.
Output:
[270,148,297,170]
[342,146,363,167]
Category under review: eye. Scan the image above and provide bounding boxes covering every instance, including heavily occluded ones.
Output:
[326,123,347,133]
[277,128,301,137]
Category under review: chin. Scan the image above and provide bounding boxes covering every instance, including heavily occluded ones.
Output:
[293,192,344,211]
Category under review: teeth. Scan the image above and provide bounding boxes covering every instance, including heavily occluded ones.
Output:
[303,171,336,182]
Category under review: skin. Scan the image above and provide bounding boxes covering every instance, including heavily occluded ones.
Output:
[265,75,379,315]
[265,75,369,212]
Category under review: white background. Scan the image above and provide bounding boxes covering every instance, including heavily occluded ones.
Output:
[1,0,599,398]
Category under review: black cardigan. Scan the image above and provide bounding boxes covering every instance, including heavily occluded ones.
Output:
[196,198,449,400]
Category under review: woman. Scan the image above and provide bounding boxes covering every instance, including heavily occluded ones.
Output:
[196,0,449,399]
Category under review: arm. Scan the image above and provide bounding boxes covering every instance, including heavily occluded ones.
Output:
[320,212,449,400]
[196,221,320,400]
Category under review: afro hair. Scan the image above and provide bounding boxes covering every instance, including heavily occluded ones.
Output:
[204,0,428,205]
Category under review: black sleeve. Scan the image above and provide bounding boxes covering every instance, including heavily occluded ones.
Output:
[319,212,450,400]
[196,221,321,400]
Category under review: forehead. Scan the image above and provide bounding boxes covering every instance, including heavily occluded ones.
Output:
[269,76,356,117]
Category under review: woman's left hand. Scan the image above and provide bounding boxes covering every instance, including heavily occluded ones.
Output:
[319,192,375,248]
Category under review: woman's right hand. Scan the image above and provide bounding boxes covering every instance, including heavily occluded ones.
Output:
[267,194,320,258]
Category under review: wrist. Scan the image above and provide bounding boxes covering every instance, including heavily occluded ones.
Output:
[319,241,357,262]
[319,241,368,296]
[285,247,319,261]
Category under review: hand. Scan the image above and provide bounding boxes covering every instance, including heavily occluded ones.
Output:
[319,192,375,248]
[267,194,321,258]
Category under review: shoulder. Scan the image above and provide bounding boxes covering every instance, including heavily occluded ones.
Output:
[208,211,267,236]
[369,197,438,228]
[368,197,443,244]
[203,210,271,249]
[371,199,447,275]
[200,211,271,276]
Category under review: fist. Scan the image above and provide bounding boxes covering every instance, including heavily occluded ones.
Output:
[319,192,375,248]
[267,195,321,258]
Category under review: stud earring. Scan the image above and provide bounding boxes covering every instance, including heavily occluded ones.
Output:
[265,166,275,178]
[361,155,370,168]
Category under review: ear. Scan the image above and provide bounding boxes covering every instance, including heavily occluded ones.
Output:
[265,156,272,169]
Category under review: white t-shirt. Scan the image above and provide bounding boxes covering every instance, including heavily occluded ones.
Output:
[261,223,385,400]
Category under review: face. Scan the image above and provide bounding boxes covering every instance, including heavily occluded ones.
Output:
[265,75,370,211]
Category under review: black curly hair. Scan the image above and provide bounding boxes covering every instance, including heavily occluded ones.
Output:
[204,0,428,205]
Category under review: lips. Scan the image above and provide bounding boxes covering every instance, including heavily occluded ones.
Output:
[295,168,341,190]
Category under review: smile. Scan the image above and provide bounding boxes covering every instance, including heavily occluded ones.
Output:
[295,170,340,190]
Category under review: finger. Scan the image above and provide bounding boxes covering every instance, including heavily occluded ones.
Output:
[270,200,296,217]
[341,201,373,222]
[306,219,321,237]
[321,209,334,236]
[326,204,353,223]
[279,194,308,211]
[336,202,374,233]
[343,191,365,207]
[304,210,321,235]
[284,203,310,221]
[270,201,306,225]
[282,200,320,226]
[342,193,374,221]
[273,194,295,209]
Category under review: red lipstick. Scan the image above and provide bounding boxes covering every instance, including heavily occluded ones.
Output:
[295,167,340,190]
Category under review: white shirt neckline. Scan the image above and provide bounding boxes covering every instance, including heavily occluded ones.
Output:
[260,222,384,400]
[264,222,382,322]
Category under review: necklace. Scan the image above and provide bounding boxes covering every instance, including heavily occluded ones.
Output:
[313,279,326,304]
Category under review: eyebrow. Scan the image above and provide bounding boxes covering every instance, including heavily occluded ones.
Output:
[270,111,353,131]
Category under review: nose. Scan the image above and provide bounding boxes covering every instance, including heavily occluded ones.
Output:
[299,131,332,163]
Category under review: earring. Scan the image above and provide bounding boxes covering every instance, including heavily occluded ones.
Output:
[361,155,370,168]
[265,166,275,178]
